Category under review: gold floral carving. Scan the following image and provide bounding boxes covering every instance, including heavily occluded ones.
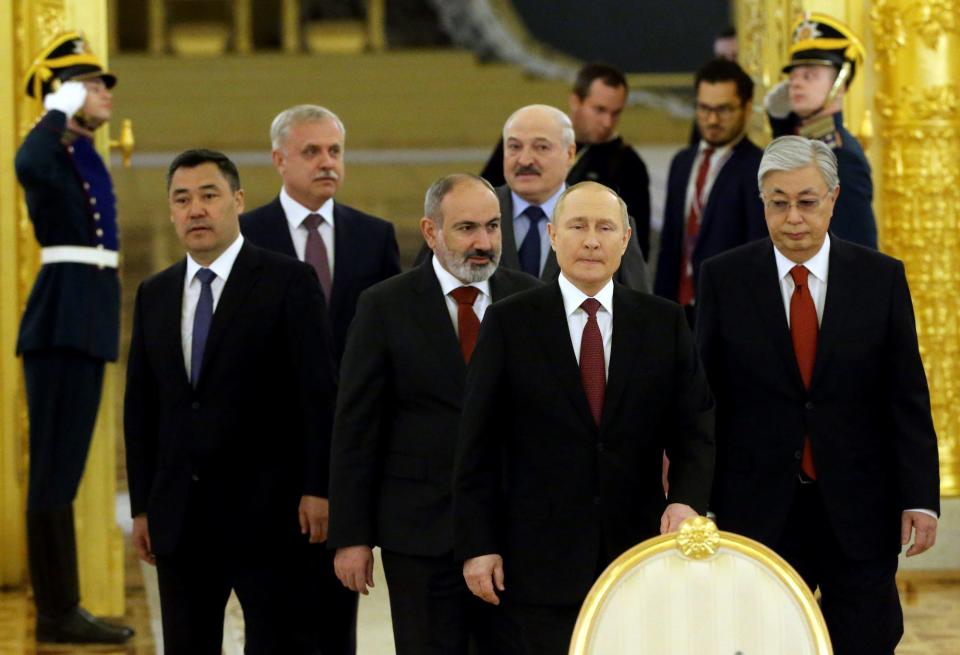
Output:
[872,0,960,66]
[676,517,721,560]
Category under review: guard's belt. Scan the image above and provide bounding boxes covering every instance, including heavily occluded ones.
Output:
[40,246,118,268]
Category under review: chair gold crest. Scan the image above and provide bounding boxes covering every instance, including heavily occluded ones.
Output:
[568,517,832,654]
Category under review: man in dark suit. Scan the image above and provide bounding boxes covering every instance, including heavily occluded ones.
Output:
[240,104,401,365]
[480,64,653,258]
[125,150,335,654]
[15,32,132,644]
[239,105,398,653]
[423,105,649,291]
[328,174,536,654]
[655,58,766,322]
[697,136,940,655]
[765,13,876,248]
[454,181,715,654]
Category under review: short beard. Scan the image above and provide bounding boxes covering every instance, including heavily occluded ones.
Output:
[434,237,500,284]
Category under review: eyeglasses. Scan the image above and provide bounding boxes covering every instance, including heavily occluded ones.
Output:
[694,102,742,119]
[761,191,832,216]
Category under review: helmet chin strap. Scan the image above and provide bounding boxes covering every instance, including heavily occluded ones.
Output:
[801,62,851,120]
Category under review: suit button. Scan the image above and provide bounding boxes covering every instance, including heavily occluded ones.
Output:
[805,401,814,410]
[93,212,101,221]
[596,442,605,453]
[794,450,802,460]
[95,228,103,237]
[593,496,601,506]
[191,401,200,410]
[191,473,200,482]
[83,182,90,190]
[90,197,97,206]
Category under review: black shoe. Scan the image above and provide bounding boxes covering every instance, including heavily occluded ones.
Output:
[36,606,134,644]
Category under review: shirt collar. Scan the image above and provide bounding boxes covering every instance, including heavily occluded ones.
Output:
[511,184,566,222]
[774,233,831,283]
[431,254,491,299]
[697,134,741,159]
[557,272,614,317]
[186,234,244,284]
[280,186,335,230]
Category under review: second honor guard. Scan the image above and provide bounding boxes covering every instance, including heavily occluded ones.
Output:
[765,13,877,249]
[15,32,132,643]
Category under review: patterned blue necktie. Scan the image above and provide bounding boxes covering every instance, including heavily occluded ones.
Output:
[191,268,217,387]
[518,205,546,277]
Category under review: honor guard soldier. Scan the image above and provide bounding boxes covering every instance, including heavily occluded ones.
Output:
[15,32,132,644]
[765,14,877,249]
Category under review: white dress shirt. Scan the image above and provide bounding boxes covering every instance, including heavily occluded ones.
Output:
[772,235,936,520]
[773,233,830,327]
[683,137,740,219]
[512,186,564,276]
[558,273,613,378]
[280,186,335,278]
[432,255,491,336]
[181,234,244,377]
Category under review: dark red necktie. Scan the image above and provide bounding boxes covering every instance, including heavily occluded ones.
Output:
[450,286,481,363]
[678,147,715,306]
[790,265,818,479]
[303,213,333,304]
[580,298,605,426]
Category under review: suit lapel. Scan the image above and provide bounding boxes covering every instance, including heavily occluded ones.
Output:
[535,283,596,431]
[811,237,854,389]
[196,243,262,390]
[161,259,192,390]
[496,186,521,271]
[330,202,355,310]
[697,143,741,247]
[748,241,806,391]
[412,260,467,391]
[264,197,298,258]
[541,250,560,281]
[599,285,646,432]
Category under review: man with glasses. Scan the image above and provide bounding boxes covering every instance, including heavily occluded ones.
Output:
[697,136,940,655]
[655,58,766,324]
[765,13,876,249]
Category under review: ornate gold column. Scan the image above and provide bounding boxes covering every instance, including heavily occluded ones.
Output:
[1,0,125,614]
[872,0,960,496]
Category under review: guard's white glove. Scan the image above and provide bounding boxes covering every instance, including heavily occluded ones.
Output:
[764,80,791,119]
[43,80,87,119]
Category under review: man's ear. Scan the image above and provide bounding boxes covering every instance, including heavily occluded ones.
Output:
[420,216,438,250]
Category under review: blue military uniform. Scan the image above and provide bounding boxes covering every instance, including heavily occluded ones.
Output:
[16,30,132,645]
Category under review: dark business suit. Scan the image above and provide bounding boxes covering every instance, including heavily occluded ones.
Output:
[124,242,335,654]
[416,186,650,292]
[654,137,767,309]
[328,260,538,654]
[454,281,714,653]
[240,196,401,363]
[697,236,940,654]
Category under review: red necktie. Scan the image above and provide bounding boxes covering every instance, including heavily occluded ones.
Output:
[678,147,715,306]
[789,265,818,479]
[450,286,481,363]
[580,298,605,426]
[303,213,333,304]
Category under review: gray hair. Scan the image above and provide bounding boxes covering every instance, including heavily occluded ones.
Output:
[270,105,346,151]
[424,173,496,225]
[758,135,839,192]
[552,181,629,230]
[502,104,575,149]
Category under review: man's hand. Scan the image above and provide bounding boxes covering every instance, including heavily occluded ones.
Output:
[463,554,505,606]
[902,511,938,557]
[660,503,698,534]
[334,545,375,595]
[298,495,329,544]
[132,514,155,566]
[43,80,87,118]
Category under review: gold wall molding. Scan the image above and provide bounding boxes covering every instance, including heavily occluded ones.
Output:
[1,0,125,613]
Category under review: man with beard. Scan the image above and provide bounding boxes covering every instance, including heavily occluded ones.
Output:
[655,59,766,325]
[328,174,537,654]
